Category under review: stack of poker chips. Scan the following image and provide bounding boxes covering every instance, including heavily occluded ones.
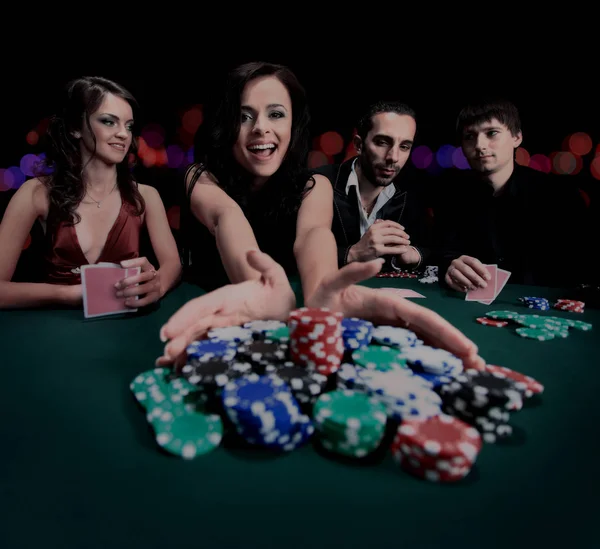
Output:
[236,338,289,374]
[264,362,328,407]
[288,307,345,376]
[402,345,464,387]
[484,365,544,403]
[313,389,388,458]
[221,373,314,451]
[391,414,482,482]
[350,365,443,421]
[553,299,585,313]
[130,367,224,459]
[371,325,422,348]
[341,317,373,350]
[437,370,523,443]
[518,296,550,310]
[418,265,439,284]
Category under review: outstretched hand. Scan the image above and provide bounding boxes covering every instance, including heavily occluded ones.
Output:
[156,250,296,366]
[306,258,485,370]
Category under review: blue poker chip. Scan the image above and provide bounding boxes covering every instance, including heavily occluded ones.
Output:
[186,339,237,361]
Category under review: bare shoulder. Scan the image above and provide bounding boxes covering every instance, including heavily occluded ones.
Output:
[304,173,332,196]
[137,183,160,201]
[21,177,50,217]
[185,163,220,190]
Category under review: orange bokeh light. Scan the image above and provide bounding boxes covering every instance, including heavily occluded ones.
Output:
[319,131,344,156]
[515,147,530,166]
[591,157,600,180]
[567,132,593,156]
[308,150,329,169]
[182,106,203,135]
[551,151,580,175]
[529,154,551,173]
[26,131,38,146]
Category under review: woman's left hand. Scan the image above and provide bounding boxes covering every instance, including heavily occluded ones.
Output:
[115,257,162,307]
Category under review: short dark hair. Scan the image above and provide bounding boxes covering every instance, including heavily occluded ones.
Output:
[356,100,416,141]
[456,97,522,139]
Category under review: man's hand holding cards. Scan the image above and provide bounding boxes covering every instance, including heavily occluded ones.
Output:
[445,255,511,304]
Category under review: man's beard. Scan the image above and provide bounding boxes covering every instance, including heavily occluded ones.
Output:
[361,153,397,187]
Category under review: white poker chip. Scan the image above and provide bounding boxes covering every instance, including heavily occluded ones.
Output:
[402,345,463,376]
[372,325,419,347]
[208,326,253,343]
[243,320,287,333]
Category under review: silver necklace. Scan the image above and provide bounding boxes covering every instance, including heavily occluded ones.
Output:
[82,182,118,208]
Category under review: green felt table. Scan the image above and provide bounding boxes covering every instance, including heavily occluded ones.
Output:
[1,276,598,549]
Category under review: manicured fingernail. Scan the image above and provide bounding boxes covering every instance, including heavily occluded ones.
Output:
[116,291,123,297]
[160,327,167,342]
[114,282,120,289]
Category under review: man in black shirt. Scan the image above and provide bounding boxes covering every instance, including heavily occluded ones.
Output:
[313,100,434,273]
[436,98,587,291]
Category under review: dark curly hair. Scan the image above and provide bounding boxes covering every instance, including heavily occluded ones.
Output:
[186,61,314,218]
[36,76,145,226]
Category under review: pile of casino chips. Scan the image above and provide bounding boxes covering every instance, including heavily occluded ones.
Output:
[129,306,546,483]
[313,390,388,458]
[518,296,550,310]
[477,310,592,341]
[391,414,482,482]
[554,299,585,313]
[130,367,224,459]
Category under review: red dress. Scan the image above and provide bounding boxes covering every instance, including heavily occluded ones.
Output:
[43,201,142,285]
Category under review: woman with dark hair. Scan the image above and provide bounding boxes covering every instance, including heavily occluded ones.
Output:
[0,76,181,309]
[161,61,484,371]
[181,61,313,290]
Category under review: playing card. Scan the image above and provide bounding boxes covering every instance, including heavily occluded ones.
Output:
[81,263,141,319]
[379,288,426,298]
[465,264,497,301]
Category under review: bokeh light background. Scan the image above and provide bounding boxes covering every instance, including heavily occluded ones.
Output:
[1,56,598,239]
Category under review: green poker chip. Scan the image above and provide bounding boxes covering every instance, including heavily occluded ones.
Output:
[516,327,556,341]
[148,406,223,459]
[569,320,593,331]
[351,345,408,372]
[265,325,290,342]
[486,310,522,320]
[514,315,563,329]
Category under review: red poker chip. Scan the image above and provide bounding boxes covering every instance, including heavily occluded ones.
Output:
[395,415,482,462]
[484,364,544,397]
[476,317,508,327]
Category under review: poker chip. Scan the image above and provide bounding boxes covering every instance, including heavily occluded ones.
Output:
[515,327,556,341]
[518,296,550,310]
[352,345,408,372]
[371,325,419,347]
[341,317,373,350]
[402,345,463,377]
[243,320,287,333]
[208,326,253,343]
[553,299,585,313]
[483,365,544,398]
[288,307,344,375]
[485,310,521,321]
[391,414,482,482]
[314,390,387,458]
[476,317,508,327]
[148,405,223,459]
[186,339,237,362]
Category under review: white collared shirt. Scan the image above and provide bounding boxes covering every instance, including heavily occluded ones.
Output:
[345,158,396,237]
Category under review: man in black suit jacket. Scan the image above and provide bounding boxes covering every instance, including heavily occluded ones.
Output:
[313,101,434,273]
[435,97,588,291]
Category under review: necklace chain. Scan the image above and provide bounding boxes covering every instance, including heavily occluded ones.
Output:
[82,182,118,208]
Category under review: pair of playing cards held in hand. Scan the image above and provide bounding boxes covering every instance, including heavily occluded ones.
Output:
[465,264,511,304]
[81,262,140,319]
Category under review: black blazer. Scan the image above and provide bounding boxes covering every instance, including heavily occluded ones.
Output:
[434,164,589,287]
[312,157,434,271]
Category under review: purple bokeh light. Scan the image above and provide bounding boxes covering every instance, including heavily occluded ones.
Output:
[411,145,433,169]
[436,145,455,168]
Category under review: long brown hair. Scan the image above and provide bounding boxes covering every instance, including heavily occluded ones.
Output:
[37,76,145,225]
